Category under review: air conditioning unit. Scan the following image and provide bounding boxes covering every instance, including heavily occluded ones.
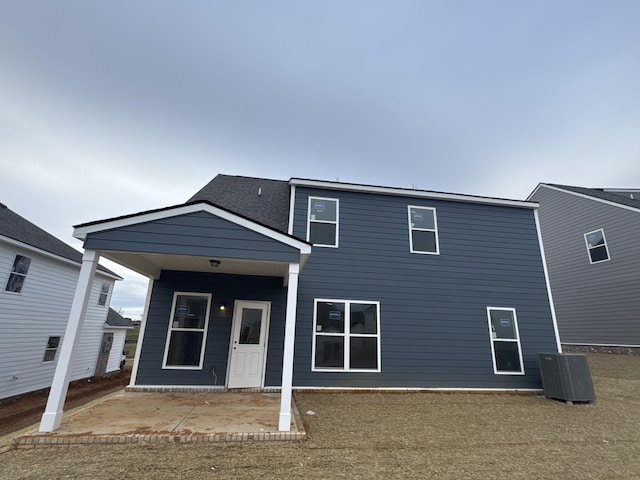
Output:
[537,353,596,403]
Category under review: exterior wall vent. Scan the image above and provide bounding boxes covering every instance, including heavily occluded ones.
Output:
[537,353,596,403]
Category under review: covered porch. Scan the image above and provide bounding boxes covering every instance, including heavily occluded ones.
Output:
[39,202,310,434]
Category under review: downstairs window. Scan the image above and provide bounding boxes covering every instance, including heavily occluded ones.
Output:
[313,299,380,372]
[487,307,524,374]
[163,292,211,369]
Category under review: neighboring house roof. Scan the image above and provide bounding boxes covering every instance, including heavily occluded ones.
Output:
[529,183,640,212]
[189,175,291,232]
[0,202,120,278]
[106,308,134,329]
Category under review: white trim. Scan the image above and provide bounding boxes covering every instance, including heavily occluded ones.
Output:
[528,184,640,214]
[306,196,339,248]
[279,262,300,431]
[130,277,154,386]
[73,202,311,254]
[311,298,381,373]
[533,210,562,353]
[0,234,122,280]
[161,292,212,370]
[225,300,271,389]
[487,306,525,375]
[407,205,440,255]
[287,184,296,235]
[292,386,542,393]
[40,249,100,432]
[291,178,539,209]
[584,228,611,264]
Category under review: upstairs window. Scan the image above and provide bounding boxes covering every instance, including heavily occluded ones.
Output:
[312,299,380,372]
[408,206,439,254]
[487,307,524,375]
[163,292,211,369]
[584,229,610,264]
[43,336,61,362]
[98,281,110,306]
[307,197,339,247]
[5,254,31,293]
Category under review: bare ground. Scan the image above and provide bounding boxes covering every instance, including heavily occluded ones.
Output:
[1,353,639,479]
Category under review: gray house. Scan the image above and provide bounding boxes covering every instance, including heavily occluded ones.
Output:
[42,175,561,432]
[528,183,640,347]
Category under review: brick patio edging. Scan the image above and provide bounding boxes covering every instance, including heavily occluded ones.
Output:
[13,430,306,449]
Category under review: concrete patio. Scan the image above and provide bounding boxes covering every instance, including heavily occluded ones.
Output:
[14,390,305,447]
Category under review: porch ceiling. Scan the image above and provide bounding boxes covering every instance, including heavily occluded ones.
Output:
[100,251,293,279]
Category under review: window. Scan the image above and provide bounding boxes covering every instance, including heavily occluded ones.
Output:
[312,299,380,372]
[5,254,31,293]
[98,281,110,306]
[307,197,339,247]
[163,292,211,369]
[408,206,439,254]
[43,336,61,362]
[584,229,610,264]
[487,307,524,375]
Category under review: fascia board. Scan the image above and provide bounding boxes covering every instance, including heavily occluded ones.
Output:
[290,178,538,209]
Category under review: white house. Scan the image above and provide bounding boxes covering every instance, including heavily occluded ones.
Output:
[0,202,122,400]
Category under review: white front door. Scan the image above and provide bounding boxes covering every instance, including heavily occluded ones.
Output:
[227,301,270,388]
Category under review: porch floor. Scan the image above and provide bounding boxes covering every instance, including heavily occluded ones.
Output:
[13,390,305,448]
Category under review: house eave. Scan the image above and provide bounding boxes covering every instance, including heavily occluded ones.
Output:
[290,178,539,209]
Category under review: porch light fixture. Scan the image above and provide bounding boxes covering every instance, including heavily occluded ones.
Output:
[209,259,221,268]
[218,302,227,312]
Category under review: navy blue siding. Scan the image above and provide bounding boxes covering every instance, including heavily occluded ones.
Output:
[135,270,287,387]
[291,187,558,389]
[84,211,300,262]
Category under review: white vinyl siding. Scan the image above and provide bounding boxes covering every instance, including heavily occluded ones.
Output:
[0,243,115,399]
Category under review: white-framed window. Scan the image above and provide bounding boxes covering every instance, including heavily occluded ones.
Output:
[408,206,439,254]
[98,281,110,306]
[312,299,380,372]
[43,336,61,363]
[5,254,31,293]
[487,307,524,375]
[584,229,610,264]
[162,292,211,369]
[307,197,339,247]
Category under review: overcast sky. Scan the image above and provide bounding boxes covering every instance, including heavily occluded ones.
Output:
[1,1,639,319]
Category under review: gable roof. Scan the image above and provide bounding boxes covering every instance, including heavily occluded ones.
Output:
[189,175,291,232]
[529,184,640,212]
[106,308,134,329]
[0,203,120,278]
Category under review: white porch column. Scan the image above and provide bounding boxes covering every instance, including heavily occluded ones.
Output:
[279,262,299,431]
[40,249,100,432]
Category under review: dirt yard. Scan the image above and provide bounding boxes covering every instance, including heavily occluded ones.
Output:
[1,353,639,479]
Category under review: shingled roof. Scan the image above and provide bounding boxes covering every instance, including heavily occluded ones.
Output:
[0,203,118,277]
[106,308,134,328]
[188,174,291,232]
[545,184,640,210]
